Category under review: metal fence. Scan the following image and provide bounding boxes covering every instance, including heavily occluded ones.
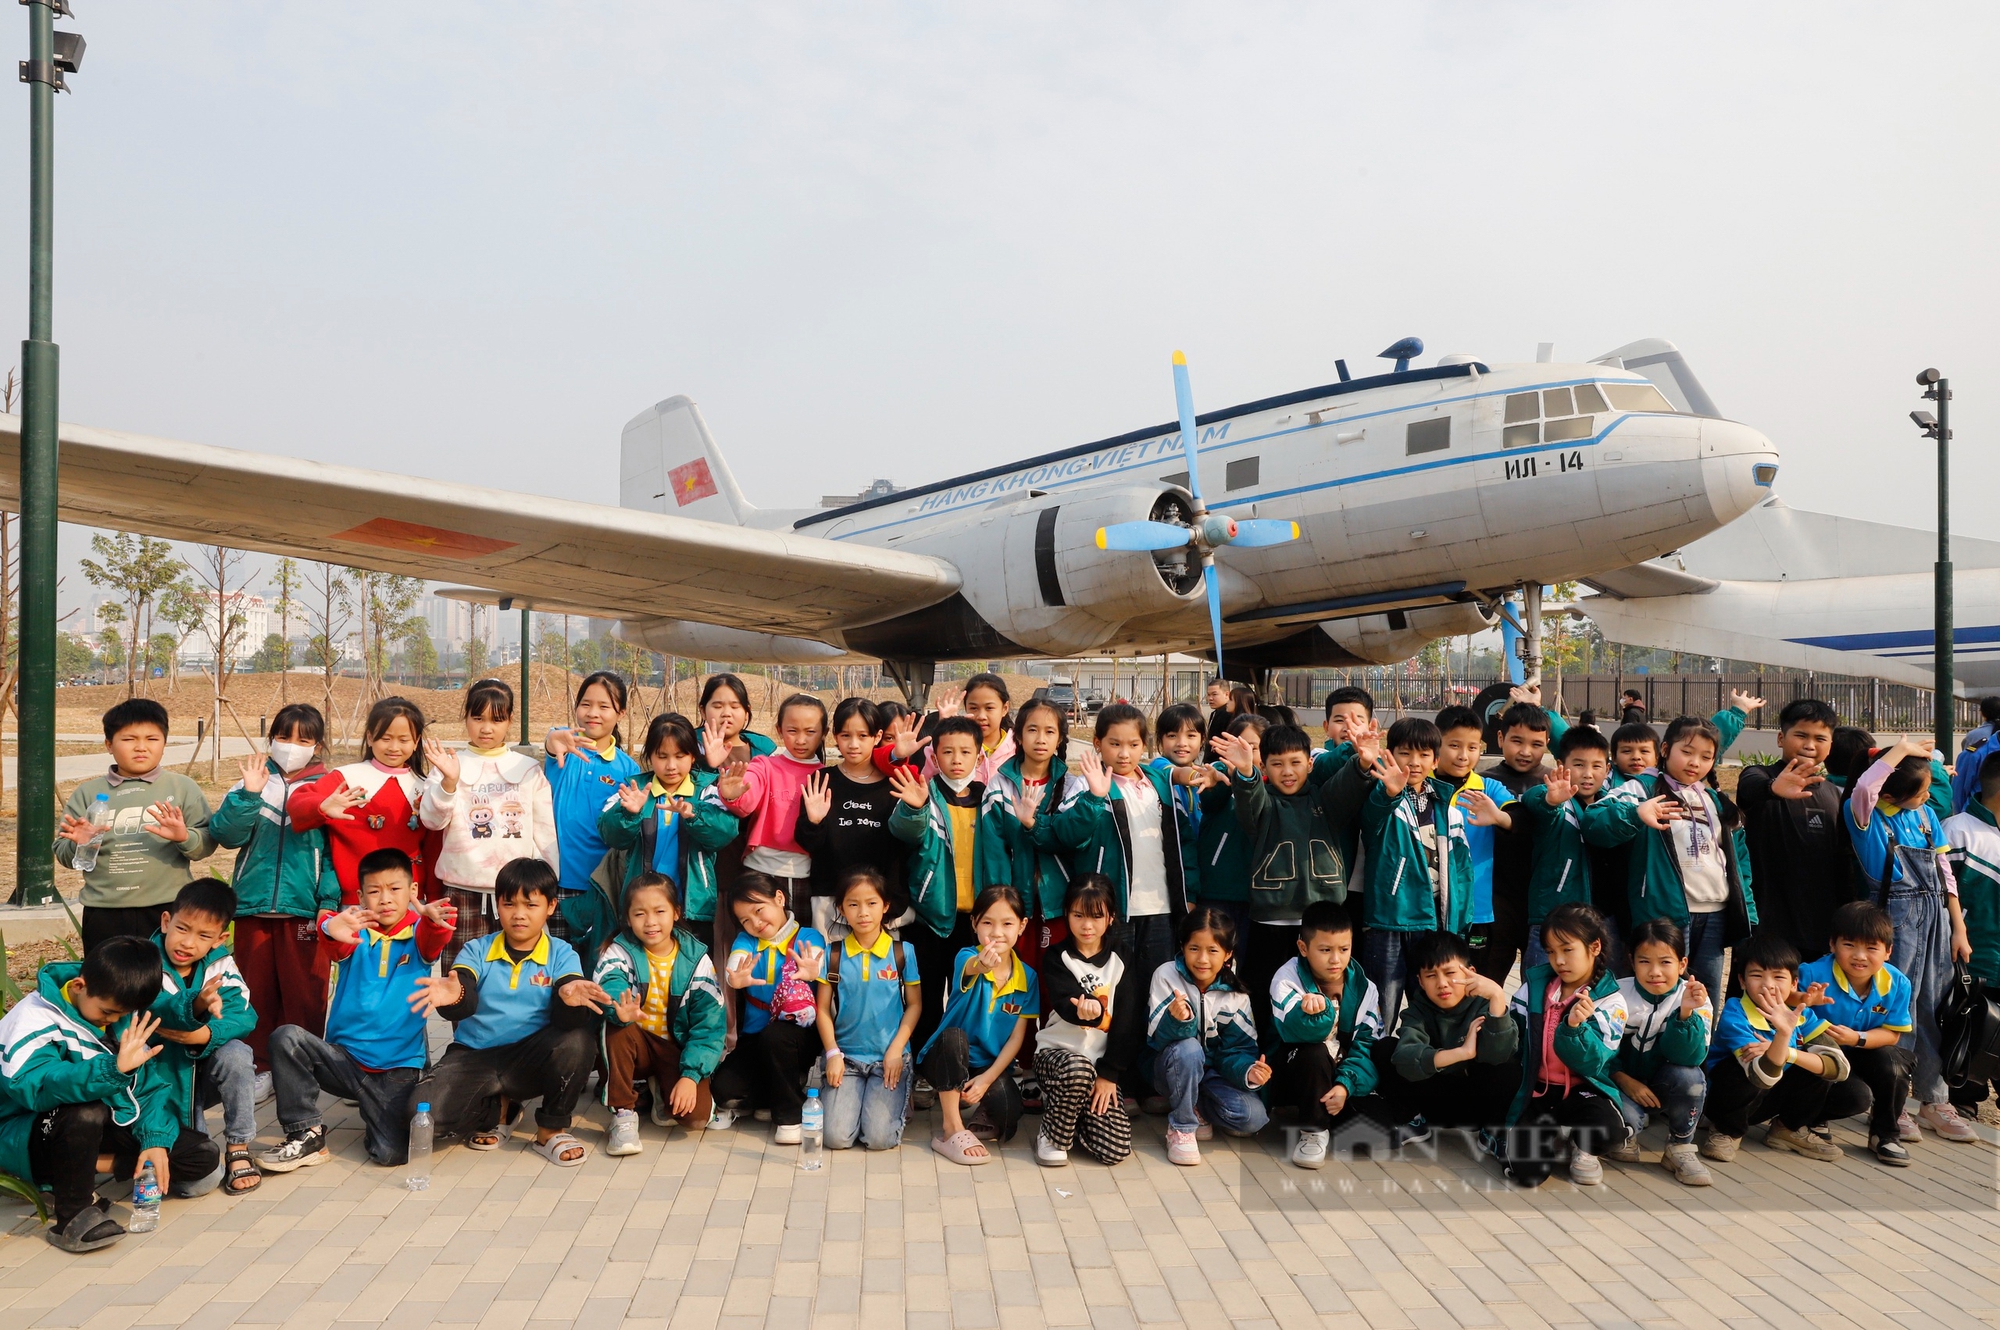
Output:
[1271,670,1985,734]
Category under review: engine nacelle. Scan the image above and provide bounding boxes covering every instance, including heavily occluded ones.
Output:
[902,485,1205,656]
[1319,601,1496,665]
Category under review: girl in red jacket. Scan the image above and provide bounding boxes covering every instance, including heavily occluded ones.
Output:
[289,697,445,905]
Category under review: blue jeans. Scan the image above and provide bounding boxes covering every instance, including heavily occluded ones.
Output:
[1360,929,1416,1031]
[1614,1062,1707,1145]
[196,1037,259,1146]
[1151,1037,1268,1137]
[822,1057,911,1150]
[1684,910,1725,1008]
[1886,885,1952,1103]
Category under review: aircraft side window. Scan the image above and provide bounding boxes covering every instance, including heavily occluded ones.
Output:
[1543,416,1592,442]
[1504,393,1539,424]
[1225,457,1259,491]
[1603,382,1674,413]
[1502,422,1539,448]
[1406,418,1450,455]
[1541,387,1574,418]
[1572,383,1609,414]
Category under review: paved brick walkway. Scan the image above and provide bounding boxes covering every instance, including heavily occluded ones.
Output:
[3,1090,1998,1330]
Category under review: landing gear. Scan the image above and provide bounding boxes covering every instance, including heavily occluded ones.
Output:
[881,659,935,710]
[1519,582,1544,690]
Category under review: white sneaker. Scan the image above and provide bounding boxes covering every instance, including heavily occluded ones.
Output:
[1919,1102,1980,1142]
[605,1109,642,1157]
[706,1106,738,1131]
[1568,1150,1603,1186]
[1660,1142,1712,1187]
[773,1122,802,1146]
[1166,1128,1200,1166]
[1290,1129,1329,1170]
[253,1071,274,1105]
[1034,1132,1069,1167]
[1193,1111,1213,1142]
[648,1077,671,1128]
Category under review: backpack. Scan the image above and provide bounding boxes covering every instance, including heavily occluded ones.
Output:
[823,934,914,1024]
[1940,962,2000,1090]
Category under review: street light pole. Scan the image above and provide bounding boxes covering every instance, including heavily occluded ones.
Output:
[1916,369,1953,752]
[14,0,79,906]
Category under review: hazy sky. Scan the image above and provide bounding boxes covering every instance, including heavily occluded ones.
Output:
[5,3,1996,617]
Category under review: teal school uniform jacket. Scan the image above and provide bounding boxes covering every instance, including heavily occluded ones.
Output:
[1506,964,1628,1123]
[1359,778,1474,933]
[1515,785,1601,926]
[979,755,1070,921]
[0,963,180,1187]
[597,769,741,923]
[594,926,728,1085]
[1228,755,1369,922]
[1043,765,1198,919]
[1193,772,1250,904]
[1268,956,1381,1097]
[1143,957,1262,1088]
[208,759,343,918]
[888,777,1009,938]
[1581,774,1758,942]
[1613,975,1712,1082]
[145,932,256,1134]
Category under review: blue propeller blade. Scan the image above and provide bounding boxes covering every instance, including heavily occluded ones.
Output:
[1203,561,1224,674]
[1172,350,1205,508]
[1094,521,1194,552]
[1227,518,1301,549]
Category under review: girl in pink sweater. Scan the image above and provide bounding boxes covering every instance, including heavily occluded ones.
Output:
[718,694,828,921]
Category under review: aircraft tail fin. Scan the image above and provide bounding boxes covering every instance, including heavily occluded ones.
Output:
[1592,337,1720,418]
[619,396,754,524]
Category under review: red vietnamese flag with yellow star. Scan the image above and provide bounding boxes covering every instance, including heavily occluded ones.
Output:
[668,458,718,507]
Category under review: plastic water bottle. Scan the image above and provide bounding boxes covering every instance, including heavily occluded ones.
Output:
[128,1159,161,1232]
[798,1088,824,1171]
[73,793,112,873]
[406,1102,432,1191]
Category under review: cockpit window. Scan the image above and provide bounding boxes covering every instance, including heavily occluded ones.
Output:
[1572,383,1608,414]
[1542,387,1573,418]
[1504,393,1539,424]
[1603,382,1674,413]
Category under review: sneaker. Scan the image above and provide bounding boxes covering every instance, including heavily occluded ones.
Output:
[606,1109,642,1157]
[1393,1115,1432,1148]
[912,1078,937,1111]
[1568,1151,1603,1186]
[773,1122,802,1146]
[1919,1102,1980,1142]
[1808,1124,1834,1145]
[1660,1142,1712,1186]
[1166,1128,1200,1166]
[1699,1132,1740,1163]
[1290,1128,1329,1170]
[1193,1111,1213,1142]
[253,1071,274,1106]
[1869,1134,1912,1167]
[1034,1131,1069,1167]
[706,1105,739,1131]
[1896,1111,1922,1143]
[1766,1122,1841,1161]
[1604,1134,1643,1164]
[256,1128,329,1173]
[648,1077,671,1128]
[1018,1075,1043,1113]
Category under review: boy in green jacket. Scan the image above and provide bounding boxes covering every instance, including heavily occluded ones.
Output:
[144,879,261,1197]
[1358,718,1498,1021]
[1213,722,1370,1034]
[1268,902,1385,1169]
[56,699,216,953]
[1514,726,1617,972]
[0,938,214,1251]
[1380,930,1520,1142]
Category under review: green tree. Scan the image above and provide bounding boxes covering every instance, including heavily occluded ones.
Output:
[96,625,124,672]
[145,633,177,679]
[398,618,438,686]
[55,632,93,679]
[354,573,422,698]
[268,557,303,704]
[250,632,291,673]
[80,532,181,696]
[464,635,490,681]
[572,636,602,678]
[536,624,570,676]
[304,563,351,735]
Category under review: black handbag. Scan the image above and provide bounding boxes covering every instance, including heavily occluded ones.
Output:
[1939,962,2000,1090]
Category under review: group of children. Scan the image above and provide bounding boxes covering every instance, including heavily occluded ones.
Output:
[5,668,1994,1251]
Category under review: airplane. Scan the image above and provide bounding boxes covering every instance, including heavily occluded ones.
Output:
[0,336,1782,704]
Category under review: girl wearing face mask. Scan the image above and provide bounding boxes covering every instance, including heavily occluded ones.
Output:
[422,678,561,967]
[209,703,343,1078]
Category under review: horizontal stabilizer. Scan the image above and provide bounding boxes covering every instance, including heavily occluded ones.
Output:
[1582,563,1719,599]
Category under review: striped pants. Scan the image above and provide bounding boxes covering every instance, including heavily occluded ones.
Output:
[1035,1046,1133,1164]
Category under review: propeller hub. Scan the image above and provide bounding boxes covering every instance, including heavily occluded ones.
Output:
[1197,514,1237,550]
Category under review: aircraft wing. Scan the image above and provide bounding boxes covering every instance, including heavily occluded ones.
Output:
[0,414,962,636]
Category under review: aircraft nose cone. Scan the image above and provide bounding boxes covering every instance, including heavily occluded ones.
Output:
[1701,418,1781,525]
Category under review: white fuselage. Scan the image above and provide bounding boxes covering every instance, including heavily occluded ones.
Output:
[732,359,1780,663]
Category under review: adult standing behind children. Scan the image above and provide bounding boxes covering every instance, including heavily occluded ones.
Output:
[57,699,217,952]
[1733,698,1852,963]
[208,703,340,1080]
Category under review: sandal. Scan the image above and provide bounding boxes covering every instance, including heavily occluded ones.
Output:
[469,1101,524,1151]
[224,1145,262,1195]
[931,1129,991,1166]
[530,1131,589,1167]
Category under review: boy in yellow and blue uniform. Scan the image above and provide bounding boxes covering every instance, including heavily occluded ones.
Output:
[1797,900,1918,1165]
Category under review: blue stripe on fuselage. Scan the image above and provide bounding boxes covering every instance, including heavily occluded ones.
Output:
[1788,626,2000,652]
